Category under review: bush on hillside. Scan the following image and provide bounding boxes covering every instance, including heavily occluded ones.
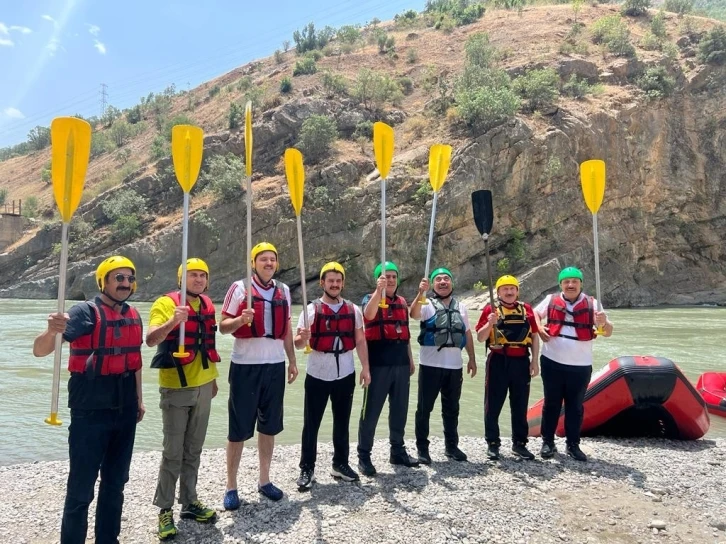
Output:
[321,70,348,98]
[465,32,496,69]
[663,0,693,15]
[353,68,404,110]
[162,114,196,142]
[280,76,293,94]
[424,0,486,26]
[622,0,651,16]
[513,68,560,112]
[698,26,726,65]
[229,102,244,130]
[293,56,317,76]
[201,154,245,201]
[296,115,338,163]
[651,9,667,38]
[638,65,676,99]
[591,14,636,57]
[454,70,520,131]
[90,131,115,159]
[292,22,334,54]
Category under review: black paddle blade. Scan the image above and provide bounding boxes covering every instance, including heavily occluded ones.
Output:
[472,190,494,236]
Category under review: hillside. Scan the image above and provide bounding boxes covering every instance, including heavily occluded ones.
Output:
[0,3,725,307]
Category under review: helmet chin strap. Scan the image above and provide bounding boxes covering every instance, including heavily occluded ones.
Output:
[103,289,131,306]
[253,271,273,288]
[323,289,341,302]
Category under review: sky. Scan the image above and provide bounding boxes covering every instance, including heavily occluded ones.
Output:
[0,0,423,148]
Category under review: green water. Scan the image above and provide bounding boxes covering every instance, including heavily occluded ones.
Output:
[1,299,724,465]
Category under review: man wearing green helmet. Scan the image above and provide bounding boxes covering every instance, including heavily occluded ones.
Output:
[357,261,419,477]
[533,266,613,462]
[410,267,477,463]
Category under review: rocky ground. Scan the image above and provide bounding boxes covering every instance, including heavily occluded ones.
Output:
[1,436,725,544]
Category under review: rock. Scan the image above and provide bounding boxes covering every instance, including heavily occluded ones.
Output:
[557,58,599,83]
[649,520,667,530]
[608,58,644,80]
[676,36,690,48]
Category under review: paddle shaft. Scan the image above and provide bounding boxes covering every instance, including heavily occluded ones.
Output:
[424,192,438,282]
[483,234,499,345]
[176,192,191,353]
[246,174,253,312]
[48,221,71,423]
[296,215,309,330]
[592,213,605,333]
[379,179,388,308]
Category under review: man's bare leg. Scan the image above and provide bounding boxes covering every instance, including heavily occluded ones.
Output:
[226,440,244,490]
[258,433,274,485]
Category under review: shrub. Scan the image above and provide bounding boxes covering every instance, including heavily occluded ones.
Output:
[399,76,414,95]
[280,76,293,93]
[651,9,667,38]
[201,153,245,201]
[465,32,496,70]
[638,65,676,99]
[126,105,143,124]
[394,9,419,28]
[455,80,521,131]
[424,0,486,26]
[321,70,348,97]
[296,115,338,163]
[41,162,52,184]
[337,25,361,47]
[101,189,147,223]
[663,0,693,15]
[353,68,404,111]
[27,126,50,151]
[282,39,290,52]
[293,56,317,76]
[407,48,419,64]
[512,68,560,112]
[109,119,134,147]
[496,258,510,273]
[22,196,39,218]
[562,74,593,98]
[274,50,284,64]
[90,131,115,159]
[698,26,726,66]
[112,215,142,241]
[621,0,651,16]
[150,134,168,160]
[640,31,662,50]
[353,120,374,140]
[208,85,221,98]
[591,14,636,57]
[0,188,7,206]
[473,281,488,293]
[229,102,244,129]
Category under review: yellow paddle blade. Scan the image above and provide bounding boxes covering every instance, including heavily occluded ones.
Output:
[373,121,394,179]
[51,117,91,223]
[171,125,203,193]
[284,148,305,216]
[245,101,253,177]
[429,144,452,192]
[580,159,606,214]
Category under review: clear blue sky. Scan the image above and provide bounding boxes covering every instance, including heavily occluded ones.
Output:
[0,0,423,148]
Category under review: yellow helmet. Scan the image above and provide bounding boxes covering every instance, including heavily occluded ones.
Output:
[96,255,137,294]
[178,258,209,290]
[320,261,345,281]
[251,242,279,271]
[495,274,519,291]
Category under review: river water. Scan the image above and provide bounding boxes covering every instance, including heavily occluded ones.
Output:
[1,299,724,465]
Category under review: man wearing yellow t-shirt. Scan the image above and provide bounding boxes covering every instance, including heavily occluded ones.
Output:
[147,258,220,541]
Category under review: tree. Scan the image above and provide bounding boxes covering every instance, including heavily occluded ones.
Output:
[698,26,726,65]
[621,0,651,16]
[201,153,245,201]
[296,115,338,163]
[27,126,50,151]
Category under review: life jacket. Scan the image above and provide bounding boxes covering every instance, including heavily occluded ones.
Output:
[150,292,221,387]
[546,293,596,341]
[364,294,411,342]
[418,297,467,351]
[487,302,532,353]
[310,298,356,376]
[68,298,143,376]
[232,278,289,339]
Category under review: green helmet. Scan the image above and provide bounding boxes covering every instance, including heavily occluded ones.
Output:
[429,267,453,283]
[558,266,583,283]
[373,261,400,284]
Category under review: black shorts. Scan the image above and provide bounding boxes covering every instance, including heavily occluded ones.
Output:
[228,362,285,442]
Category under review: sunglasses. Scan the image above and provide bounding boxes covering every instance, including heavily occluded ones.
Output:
[114,274,136,283]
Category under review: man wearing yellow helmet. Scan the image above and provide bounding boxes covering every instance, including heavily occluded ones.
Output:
[219,242,298,507]
[146,258,220,539]
[33,255,145,544]
[475,274,540,461]
[293,262,371,491]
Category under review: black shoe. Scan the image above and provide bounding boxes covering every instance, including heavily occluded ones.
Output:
[358,457,377,477]
[512,443,535,460]
[540,442,557,459]
[486,444,500,460]
[390,451,420,468]
[444,446,468,462]
[417,448,432,465]
[331,463,360,482]
[566,444,588,462]
[296,467,315,491]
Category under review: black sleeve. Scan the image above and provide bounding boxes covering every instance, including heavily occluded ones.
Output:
[62,303,96,342]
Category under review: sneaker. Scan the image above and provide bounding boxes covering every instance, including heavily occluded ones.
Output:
[417,447,432,465]
[258,482,284,501]
[511,443,535,460]
[486,444,500,460]
[223,489,240,511]
[297,467,315,491]
[390,451,420,468]
[158,509,177,541]
[180,500,217,523]
[566,444,588,462]
[444,446,468,462]
[540,442,557,459]
[358,457,377,477]
[331,463,360,482]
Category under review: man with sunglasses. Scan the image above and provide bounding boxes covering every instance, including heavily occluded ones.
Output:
[33,255,145,544]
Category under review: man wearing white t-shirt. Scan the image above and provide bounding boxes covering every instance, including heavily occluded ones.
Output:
[533,266,613,462]
[294,262,371,491]
[219,243,298,508]
[410,267,477,464]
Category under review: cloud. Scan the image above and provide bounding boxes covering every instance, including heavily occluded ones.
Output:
[3,107,24,119]
[0,22,7,34]
[10,26,32,34]
[87,24,100,36]
[0,38,13,47]
[46,37,61,55]
[41,14,58,27]
[93,39,106,54]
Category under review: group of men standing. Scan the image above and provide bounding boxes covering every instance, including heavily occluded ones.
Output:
[33,245,611,544]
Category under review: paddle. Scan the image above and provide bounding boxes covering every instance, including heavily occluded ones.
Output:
[245,101,254,317]
[47,117,92,426]
[373,121,394,309]
[471,189,499,346]
[580,159,606,335]
[420,144,453,305]
[284,148,312,354]
[171,124,204,358]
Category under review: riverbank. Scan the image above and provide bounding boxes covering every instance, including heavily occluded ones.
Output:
[1,436,725,544]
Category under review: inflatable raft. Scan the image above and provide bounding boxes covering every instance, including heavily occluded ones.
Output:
[696,372,726,417]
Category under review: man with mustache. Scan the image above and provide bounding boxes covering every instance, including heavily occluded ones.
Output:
[33,255,145,544]
[146,258,219,540]
[475,275,540,461]
[533,267,613,462]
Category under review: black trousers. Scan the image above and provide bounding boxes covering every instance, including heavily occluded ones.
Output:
[299,372,356,469]
[484,352,531,446]
[540,355,592,446]
[415,365,463,451]
[357,365,410,459]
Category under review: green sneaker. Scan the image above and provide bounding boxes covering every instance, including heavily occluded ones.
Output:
[180,500,217,523]
[158,509,177,541]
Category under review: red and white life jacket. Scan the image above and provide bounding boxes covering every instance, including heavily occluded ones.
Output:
[232,279,289,339]
[546,293,596,341]
[364,294,410,342]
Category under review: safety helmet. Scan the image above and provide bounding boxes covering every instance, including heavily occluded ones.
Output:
[558,266,583,283]
[373,261,400,284]
[320,261,345,281]
[96,255,137,294]
[429,267,453,283]
[178,258,209,290]
[495,275,519,291]
[251,242,279,271]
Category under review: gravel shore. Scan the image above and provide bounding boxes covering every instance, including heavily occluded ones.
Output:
[1,436,725,544]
